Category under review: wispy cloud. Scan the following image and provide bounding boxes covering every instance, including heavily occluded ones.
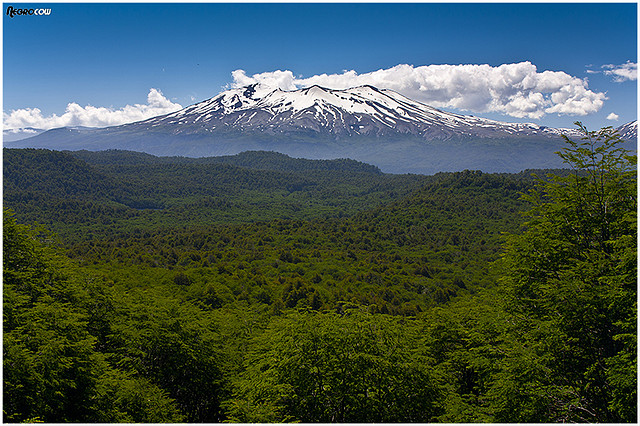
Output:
[586,61,637,82]
[602,61,637,82]
[3,89,182,130]
[232,62,606,119]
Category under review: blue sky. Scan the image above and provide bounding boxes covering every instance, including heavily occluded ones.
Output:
[3,2,637,132]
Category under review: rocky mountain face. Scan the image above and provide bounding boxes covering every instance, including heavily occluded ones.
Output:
[6,84,636,174]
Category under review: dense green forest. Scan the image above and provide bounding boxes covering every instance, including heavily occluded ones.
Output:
[3,124,637,422]
[3,149,431,240]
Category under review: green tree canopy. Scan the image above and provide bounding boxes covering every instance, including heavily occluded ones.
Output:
[495,123,637,422]
[226,309,443,422]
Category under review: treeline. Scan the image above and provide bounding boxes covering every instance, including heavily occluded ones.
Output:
[69,149,383,174]
[3,125,637,422]
[3,149,564,246]
[4,148,564,244]
[3,149,427,240]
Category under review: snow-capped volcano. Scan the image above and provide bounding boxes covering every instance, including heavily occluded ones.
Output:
[8,84,633,174]
[136,83,579,140]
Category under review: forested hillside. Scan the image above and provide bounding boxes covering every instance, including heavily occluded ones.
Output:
[3,124,637,422]
[69,149,383,174]
[4,149,427,240]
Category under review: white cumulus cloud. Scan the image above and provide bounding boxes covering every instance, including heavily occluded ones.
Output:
[607,112,620,121]
[231,69,298,91]
[3,88,182,130]
[602,61,637,82]
[232,62,606,119]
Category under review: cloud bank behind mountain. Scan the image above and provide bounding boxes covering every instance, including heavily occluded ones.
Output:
[231,62,608,119]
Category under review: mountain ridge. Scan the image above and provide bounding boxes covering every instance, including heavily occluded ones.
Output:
[136,83,584,140]
[7,84,637,174]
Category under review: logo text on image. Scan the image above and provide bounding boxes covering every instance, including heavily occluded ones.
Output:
[6,6,52,18]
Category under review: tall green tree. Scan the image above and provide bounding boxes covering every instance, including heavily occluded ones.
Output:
[226,309,443,422]
[107,289,229,422]
[3,210,183,422]
[494,123,637,422]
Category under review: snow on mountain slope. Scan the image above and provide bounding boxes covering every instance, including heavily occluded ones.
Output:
[134,83,581,140]
[616,120,637,143]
